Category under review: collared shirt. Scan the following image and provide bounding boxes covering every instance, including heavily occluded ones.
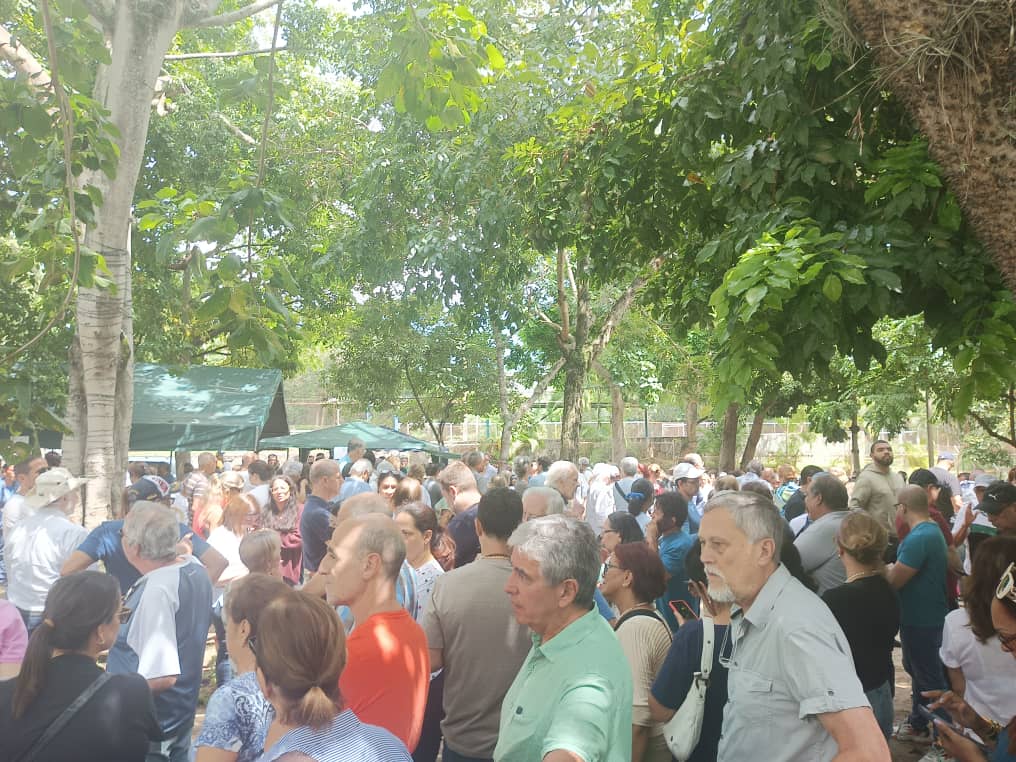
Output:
[494,607,633,761]
[719,565,869,762]
[259,709,411,761]
[338,476,374,503]
[6,507,88,612]
[793,510,848,595]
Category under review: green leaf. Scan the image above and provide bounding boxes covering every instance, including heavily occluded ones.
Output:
[194,289,230,321]
[138,213,164,231]
[154,187,178,200]
[822,274,842,302]
[217,253,243,281]
[486,44,506,70]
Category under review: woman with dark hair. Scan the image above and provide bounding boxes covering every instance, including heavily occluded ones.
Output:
[262,475,303,586]
[934,537,1016,753]
[378,470,403,511]
[0,571,159,761]
[599,542,672,762]
[600,511,646,560]
[822,511,899,739]
[647,492,697,630]
[626,477,656,532]
[254,592,411,761]
[195,574,293,762]
[395,502,450,617]
[927,555,1016,762]
[650,541,731,762]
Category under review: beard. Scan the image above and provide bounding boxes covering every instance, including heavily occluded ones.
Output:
[704,565,737,603]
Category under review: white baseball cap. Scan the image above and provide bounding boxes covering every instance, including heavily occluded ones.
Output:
[26,467,88,508]
[673,462,705,481]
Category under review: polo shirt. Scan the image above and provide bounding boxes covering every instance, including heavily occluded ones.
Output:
[6,507,89,612]
[447,504,480,567]
[107,557,213,735]
[719,565,869,762]
[76,520,212,591]
[299,494,334,573]
[494,607,633,761]
[895,520,948,627]
[793,510,847,595]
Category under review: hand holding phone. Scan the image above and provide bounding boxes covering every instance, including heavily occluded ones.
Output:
[668,599,698,625]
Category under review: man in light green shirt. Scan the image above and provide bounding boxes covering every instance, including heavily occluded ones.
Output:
[495,515,632,762]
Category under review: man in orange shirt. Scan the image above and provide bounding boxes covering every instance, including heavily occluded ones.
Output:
[325,514,430,752]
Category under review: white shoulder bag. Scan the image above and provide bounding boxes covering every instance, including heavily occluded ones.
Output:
[662,615,715,761]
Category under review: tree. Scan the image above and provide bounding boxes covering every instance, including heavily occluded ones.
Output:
[1,0,294,522]
[843,1,1016,291]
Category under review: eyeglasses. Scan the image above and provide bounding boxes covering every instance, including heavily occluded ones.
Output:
[247,635,258,658]
[603,561,624,572]
[118,606,132,624]
[997,561,1016,604]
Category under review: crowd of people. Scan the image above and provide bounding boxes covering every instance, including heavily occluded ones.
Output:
[0,439,1014,762]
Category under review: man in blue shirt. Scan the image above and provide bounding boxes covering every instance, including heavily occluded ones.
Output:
[889,485,949,744]
[301,458,343,574]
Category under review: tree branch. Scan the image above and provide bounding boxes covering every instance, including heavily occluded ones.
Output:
[165,46,287,61]
[556,248,571,345]
[402,358,441,444]
[968,410,1016,449]
[0,24,51,90]
[79,0,114,29]
[512,357,566,423]
[534,306,562,333]
[215,112,257,145]
[187,0,283,28]
[589,257,664,362]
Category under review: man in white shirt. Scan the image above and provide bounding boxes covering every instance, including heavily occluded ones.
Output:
[2,456,46,540]
[6,468,89,634]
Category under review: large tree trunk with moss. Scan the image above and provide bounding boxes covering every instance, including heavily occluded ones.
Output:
[559,353,587,461]
[844,1,1016,288]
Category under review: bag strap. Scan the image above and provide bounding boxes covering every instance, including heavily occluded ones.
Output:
[17,672,112,762]
[699,616,715,680]
[615,482,627,501]
[614,607,673,637]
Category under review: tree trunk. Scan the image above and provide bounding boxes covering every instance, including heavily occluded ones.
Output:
[925,391,935,468]
[718,403,740,472]
[559,352,587,462]
[849,414,861,477]
[592,360,625,463]
[685,397,699,453]
[61,3,186,525]
[739,407,768,470]
[844,1,1016,290]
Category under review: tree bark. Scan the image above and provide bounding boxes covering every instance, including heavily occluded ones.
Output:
[592,360,626,463]
[685,397,699,453]
[63,3,186,525]
[718,403,740,472]
[849,413,861,476]
[844,1,1016,289]
[559,353,587,462]
[739,407,768,470]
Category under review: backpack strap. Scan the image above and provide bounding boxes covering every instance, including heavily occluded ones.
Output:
[16,672,112,762]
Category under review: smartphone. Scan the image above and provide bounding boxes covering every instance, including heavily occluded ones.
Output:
[668,599,698,622]
[915,705,963,735]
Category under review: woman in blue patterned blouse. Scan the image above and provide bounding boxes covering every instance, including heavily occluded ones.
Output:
[194,574,291,762]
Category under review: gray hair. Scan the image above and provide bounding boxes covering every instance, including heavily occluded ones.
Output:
[349,458,372,478]
[522,486,566,516]
[703,490,784,560]
[513,455,531,479]
[619,456,639,477]
[746,459,764,476]
[508,515,599,608]
[545,461,577,490]
[351,515,405,582]
[281,458,304,480]
[123,501,180,562]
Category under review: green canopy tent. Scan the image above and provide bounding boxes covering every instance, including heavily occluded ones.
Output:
[259,421,457,459]
[129,363,289,451]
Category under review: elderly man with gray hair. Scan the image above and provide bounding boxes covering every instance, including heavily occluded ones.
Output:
[107,501,213,762]
[522,485,566,522]
[698,491,889,762]
[612,456,640,511]
[496,515,633,761]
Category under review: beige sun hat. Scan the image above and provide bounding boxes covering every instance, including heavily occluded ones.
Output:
[26,467,88,508]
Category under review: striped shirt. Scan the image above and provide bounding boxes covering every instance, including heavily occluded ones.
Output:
[257,709,411,761]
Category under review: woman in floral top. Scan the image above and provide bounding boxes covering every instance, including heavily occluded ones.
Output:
[194,574,292,762]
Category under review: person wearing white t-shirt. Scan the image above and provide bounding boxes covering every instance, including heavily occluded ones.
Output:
[5,468,89,635]
[246,460,272,510]
[1,456,46,540]
[939,535,1016,729]
[953,474,1000,573]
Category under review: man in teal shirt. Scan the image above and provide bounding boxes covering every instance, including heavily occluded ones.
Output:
[889,484,949,744]
[496,515,632,762]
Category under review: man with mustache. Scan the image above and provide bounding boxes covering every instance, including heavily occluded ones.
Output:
[697,491,890,762]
